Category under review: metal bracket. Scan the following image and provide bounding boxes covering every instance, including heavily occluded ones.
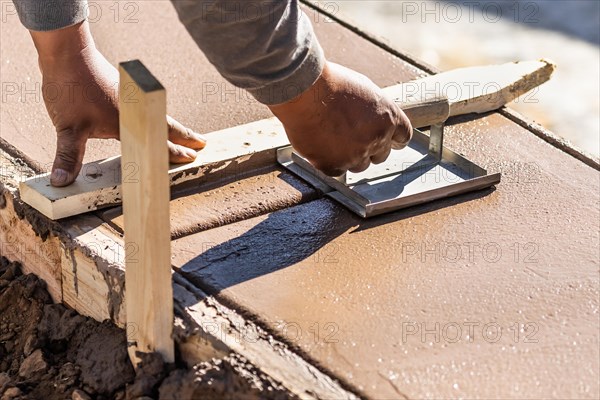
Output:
[277,124,501,218]
[429,123,444,160]
[335,124,445,186]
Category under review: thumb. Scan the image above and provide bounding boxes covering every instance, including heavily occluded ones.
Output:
[51,128,87,187]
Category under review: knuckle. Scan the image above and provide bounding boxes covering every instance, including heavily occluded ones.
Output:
[55,148,79,167]
[167,122,177,136]
[169,144,186,158]
[169,146,180,157]
[392,125,412,147]
[55,130,85,167]
[316,164,345,177]
[349,160,370,173]
[167,118,180,135]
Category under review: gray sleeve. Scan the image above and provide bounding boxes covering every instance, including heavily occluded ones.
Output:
[170,0,325,105]
[13,0,87,31]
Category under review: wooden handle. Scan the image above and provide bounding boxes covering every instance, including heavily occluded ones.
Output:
[396,96,450,128]
[385,59,555,127]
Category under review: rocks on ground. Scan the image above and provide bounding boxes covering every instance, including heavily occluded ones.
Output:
[0,257,294,399]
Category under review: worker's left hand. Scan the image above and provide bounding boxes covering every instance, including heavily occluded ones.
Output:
[30,21,207,187]
[269,61,412,176]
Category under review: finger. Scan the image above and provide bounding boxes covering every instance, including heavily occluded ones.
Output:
[51,128,88,187]
[311,162,346,178]
[167,116,207,150]
[168,141,198,164]
[391,126,412,150]
[370,146,392,164]
[391,110,413,150]
[349,158,371,173]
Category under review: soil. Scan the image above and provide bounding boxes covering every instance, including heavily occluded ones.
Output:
[0,257,294,400]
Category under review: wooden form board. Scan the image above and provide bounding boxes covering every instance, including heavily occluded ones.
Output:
[19,60,554,220]
[19,117,289,220]
[119,60,174,365]
[0,187,63,302]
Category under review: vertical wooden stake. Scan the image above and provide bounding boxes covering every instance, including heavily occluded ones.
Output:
[119,60,174,365]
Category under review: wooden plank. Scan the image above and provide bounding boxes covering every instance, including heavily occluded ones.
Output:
[62,247,116,323]
[19,117,288,220]
[0,189,63,302]
[0,152,63,301]
[387,59,556,117]
[19,60,554,220]
[119,60,174,364]
[61,215,127,326]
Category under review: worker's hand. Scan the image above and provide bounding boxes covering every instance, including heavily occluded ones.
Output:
[31,22,206,187]
[269,62,412,176]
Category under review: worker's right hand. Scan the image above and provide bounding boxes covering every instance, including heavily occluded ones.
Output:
[31,21,206,187]
[269,61,412,176]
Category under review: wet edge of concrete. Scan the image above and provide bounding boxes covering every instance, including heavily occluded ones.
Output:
[172,273,361,399]
[0,137,45,175]
[100,165,322,240]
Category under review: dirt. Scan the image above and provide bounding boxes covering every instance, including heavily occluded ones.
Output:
[0,258,295,400]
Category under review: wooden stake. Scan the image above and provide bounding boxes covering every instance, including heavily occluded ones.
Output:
[119,60,174,365]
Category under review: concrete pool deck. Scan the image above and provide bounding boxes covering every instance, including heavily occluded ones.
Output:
[1,1,599,399]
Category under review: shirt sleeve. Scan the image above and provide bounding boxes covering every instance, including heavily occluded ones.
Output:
[13,0,88,31]
[170,0,326,105]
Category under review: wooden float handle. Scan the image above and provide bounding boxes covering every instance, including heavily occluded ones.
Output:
[396,95,450,128]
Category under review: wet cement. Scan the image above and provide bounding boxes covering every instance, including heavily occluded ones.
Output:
[101,167,319,239]
[171,112,600,399]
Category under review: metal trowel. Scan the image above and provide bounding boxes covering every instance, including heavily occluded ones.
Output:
[278,60,555,217]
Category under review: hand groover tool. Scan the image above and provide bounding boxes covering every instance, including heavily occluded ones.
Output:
[276,59,556,218]
[278,120,501,218]
[18,60,554,220]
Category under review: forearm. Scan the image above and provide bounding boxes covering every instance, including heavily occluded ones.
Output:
[170,0,325,105]
[30,21,95,67]
[14,0,92,69]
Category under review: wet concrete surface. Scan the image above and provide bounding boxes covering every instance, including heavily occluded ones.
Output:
[171,112,599,398]
[2,2,599,399]
[101,167,319,239]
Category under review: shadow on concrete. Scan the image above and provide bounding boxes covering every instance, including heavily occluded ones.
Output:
[176,199,355,295]
[176,186,496,295]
